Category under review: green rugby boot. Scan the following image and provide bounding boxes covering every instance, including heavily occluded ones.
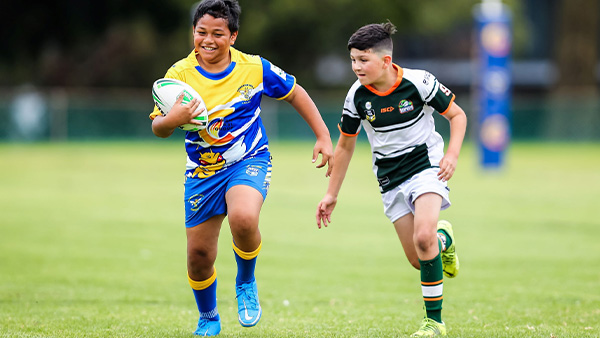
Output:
[410,318,447,337]
[437,220,459,278]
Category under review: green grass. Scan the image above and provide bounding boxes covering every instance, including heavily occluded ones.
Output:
[1,141,599,338]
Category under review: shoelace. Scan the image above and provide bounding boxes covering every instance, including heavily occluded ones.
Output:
[441,252,454,264]
[196,319,214,335]
[236,284,258,307]
[419,319,441,333]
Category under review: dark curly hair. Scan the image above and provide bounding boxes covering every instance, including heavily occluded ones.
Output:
[192,0,241,33]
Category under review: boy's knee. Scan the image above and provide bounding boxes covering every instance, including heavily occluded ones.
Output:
[187,246,216,272]
[413,230,437,253]
[229,212,259,237]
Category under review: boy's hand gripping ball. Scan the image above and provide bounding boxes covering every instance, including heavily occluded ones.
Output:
[152,78,209,132]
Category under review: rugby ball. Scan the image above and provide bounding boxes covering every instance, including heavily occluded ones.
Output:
[152,78,209,132]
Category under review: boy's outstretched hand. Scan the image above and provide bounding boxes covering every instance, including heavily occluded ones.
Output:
[312,138,334,177]
[316,194,337,229]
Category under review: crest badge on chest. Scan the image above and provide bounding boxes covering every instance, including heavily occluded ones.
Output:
[399,99,414,114]
[365,101,376,122]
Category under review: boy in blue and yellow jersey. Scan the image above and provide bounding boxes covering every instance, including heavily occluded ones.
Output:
[150,0,333,336]
[316,22,467,337]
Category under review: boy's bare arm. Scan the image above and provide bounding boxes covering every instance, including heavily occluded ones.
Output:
[284,84,334,176]
[439,102,467,181]
[316,134,357,228]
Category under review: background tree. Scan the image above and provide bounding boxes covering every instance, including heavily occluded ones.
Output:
[0,0,188,87]
[1,0,587,92]
[553,0,599,95]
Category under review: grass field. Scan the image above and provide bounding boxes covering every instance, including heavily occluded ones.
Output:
[1,141,599,338]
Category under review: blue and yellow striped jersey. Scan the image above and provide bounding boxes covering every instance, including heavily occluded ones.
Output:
[150,48,296,179]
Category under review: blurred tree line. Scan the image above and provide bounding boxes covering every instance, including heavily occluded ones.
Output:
[0,0,597,93]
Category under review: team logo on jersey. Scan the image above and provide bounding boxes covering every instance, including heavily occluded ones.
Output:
[188,194,204,212]
[365,101,376,122]
[202,118,234,145]
[198,108,236,146]
[246,165,262,177]
[399,100,414,114]
[191,150,225,178]
[237,84,254,103]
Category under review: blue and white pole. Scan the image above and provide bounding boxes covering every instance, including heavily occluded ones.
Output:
[473,0,512,168]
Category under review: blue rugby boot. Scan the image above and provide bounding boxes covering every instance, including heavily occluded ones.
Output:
[193,315,221,336]
[236,280,262,327]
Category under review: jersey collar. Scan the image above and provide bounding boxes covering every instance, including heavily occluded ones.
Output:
[192,48,238,80]
[366,64,403,96]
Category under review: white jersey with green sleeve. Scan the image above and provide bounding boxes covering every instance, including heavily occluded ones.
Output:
[339,66,455,193]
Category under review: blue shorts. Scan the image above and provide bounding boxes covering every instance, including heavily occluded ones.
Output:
[184,155,272,228]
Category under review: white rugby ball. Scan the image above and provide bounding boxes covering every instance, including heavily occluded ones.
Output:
[152,78,209,132]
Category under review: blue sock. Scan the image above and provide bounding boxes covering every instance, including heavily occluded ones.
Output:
[233,241,261,284]
[189,270,219,321]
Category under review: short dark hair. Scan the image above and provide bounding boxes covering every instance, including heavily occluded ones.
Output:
[192,0,241,33]
[347,21,397,54]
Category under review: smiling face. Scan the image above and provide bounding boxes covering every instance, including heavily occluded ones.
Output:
[193,14,238,72]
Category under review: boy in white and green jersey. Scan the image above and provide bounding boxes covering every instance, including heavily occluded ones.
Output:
[316,21,467,337]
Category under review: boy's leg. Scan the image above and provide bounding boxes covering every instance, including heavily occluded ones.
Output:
[189,270,221,336]
[186,216,225,336]
[394,212,448,338]
[226,184,265,327]
[412,193,447,337]
[389,168,451,337]
[232,240,262,327]
[393,213,420,269]
[224,156,271,327]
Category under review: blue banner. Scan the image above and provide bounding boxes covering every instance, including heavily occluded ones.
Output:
[473,2,512,168]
